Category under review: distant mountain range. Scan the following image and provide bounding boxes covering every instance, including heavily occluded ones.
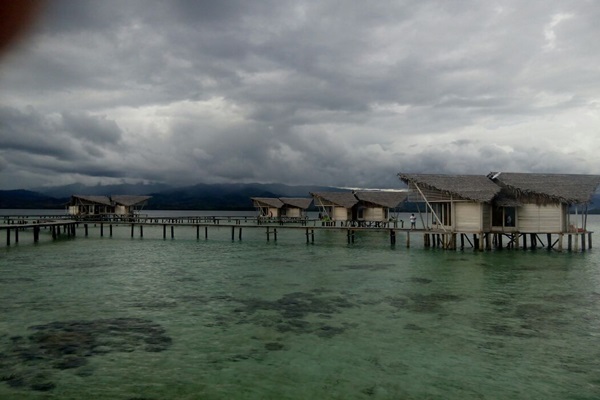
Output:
[0,182,345,210]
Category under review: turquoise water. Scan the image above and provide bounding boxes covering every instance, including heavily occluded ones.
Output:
[1,214,600,399]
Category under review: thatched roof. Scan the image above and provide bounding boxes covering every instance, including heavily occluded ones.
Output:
[111,195,151,206]
[354,191,407,208]
[398,173,500,202]
[488,172,600,205]
[310,192,358,208]
[71,195,112,206]
[251,197,284,208]
[280,197,313,209]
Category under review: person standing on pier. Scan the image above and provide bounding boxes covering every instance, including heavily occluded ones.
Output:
[410,214,416,229]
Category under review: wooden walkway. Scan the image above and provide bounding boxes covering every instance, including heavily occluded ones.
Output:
[0,215,593,252]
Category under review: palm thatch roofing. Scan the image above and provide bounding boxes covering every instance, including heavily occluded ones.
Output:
[111,195,151,206]
[398,173,500,202]
[310,192,358,208]
[488,172,600,205]
[280,197,313,209]
[251,197,284,208]
[71,195,112,206]
[354,191,408,208]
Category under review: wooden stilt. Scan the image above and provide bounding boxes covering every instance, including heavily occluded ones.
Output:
[581,233,586,251]
[568,234,572,251]
[6,228,10,246]
[205,226,208,239]
[274,228,277,241]
[163,224,166,239]
[197,225,200,240]
[109,224,113,237]
[34,226,40,243]
[231,226,235,241]
[547,234,552,250]
[15,228,19,243]
[140,225,143,238]
[266,227,270,241]
[588,232,592,249]
[558,234,563,252]
[239,227,242,240]
[100,223,104,237]
[311,229,314,243]
[406,231,410,248]
[170,226,174,239]
[131,224,134,238]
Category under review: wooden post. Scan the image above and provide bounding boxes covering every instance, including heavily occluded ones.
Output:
[34,226,40,243]
[140,225,143,238]
[497,234,503,249]
[274,228,277,241]
[205,226,208,239]
[196,225,200,240]
[163,224,166,239]
[390,229,396,245]
[14,228,19,244]
[306,228,309,244]
[530,234,536,249]
[231,226,235,241]
[460,234,464,250]
[266,227,270,241]
[473,234,479,251]
[6,228,10,246]
[588,232,592,249]
[311,229,314,243]
[100,223,104,237]
[109,224,112,237]
[84,224,88,237]
[239,227,242,240]
[547,234,552,250]
[52,226,57,240]
[581,233,586,251]
[568,234,572,251]
[406,231,410,248]
[131,224,134,238]
[522,234,527,250]
[347,229,351,244]
[558,234,563,252]
[171,226,174,239]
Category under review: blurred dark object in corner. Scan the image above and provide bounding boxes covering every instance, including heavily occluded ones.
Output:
[0,1,44,56]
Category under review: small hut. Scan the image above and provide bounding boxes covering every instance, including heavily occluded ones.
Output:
[279,198,312,219]
[488,172,600,233]
[251,197,284,218]
[111,195,151,216]
[310,192,358,221]
[353,191,407,222]
[398,173,501,232]
[68,195,113,216]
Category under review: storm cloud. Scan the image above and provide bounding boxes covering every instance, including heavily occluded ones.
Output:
[1,0,599,189]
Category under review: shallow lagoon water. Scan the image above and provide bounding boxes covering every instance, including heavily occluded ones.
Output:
[1,213,600,399]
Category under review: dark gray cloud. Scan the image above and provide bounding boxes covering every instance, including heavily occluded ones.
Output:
[1,0,599,190]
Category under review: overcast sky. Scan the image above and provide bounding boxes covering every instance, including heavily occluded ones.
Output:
[1,0,600,190]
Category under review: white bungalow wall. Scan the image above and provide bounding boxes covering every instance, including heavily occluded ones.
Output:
[283,207,301,218]
[454,202,484,232]
[518,203,564,232]
[363,207,386,222]
[333,206,350,221]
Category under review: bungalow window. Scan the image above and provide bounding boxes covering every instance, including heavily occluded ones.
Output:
[492,206,515,227]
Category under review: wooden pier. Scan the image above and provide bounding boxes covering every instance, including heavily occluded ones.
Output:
[0,214,593,252]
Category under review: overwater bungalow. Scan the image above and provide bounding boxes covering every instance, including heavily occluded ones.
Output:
[68,195,151,217]
[400,172,600,250]
[251,197,284,218]
[310,192,358,221]
[251,197,312,219]
[279,197,313,218]
[353,191,407,223]
[111,195,151,215]
[68,195,113,216]
[487,172,600,234]
[398,173,500,233]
